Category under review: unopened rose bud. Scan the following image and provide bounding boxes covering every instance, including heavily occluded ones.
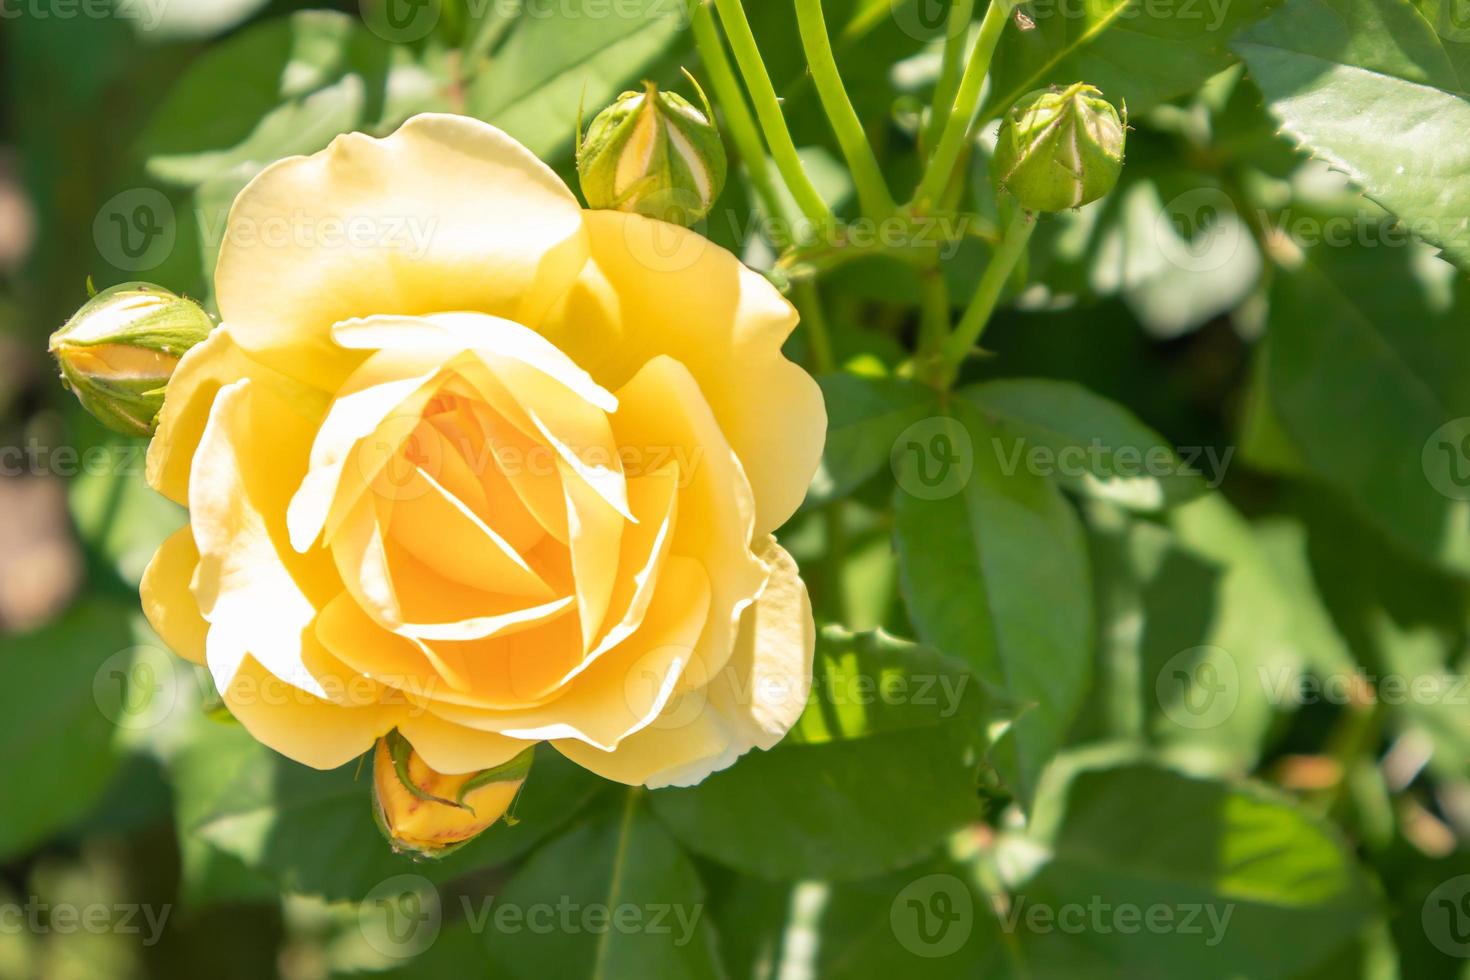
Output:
[994,83,1126,213]
[577,79,727,227]
[49,282,214,437]
[372,731,533,860]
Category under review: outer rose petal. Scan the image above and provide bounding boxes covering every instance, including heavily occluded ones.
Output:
[552,538,815,787]
[223,654,399,771]
[611,355,766,680]
[396,712,531,776]
[140,526,208,666]
[146,326,326,506]
[539,210,827,535]
[189,379,340,700]
[701,538,814,752]
[215,114,589,392]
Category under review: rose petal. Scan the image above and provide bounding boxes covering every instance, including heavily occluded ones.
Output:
[552,537,812,787]
[587,462,679,655]
[222,653,398,771]
[139,526,207,666]
[286,347,448,552]
[147,326,326,506]
[433,555,710,749]
[396,712,533,776]
[540,210,825,534]
[386,463,554,601]
[612,355,767,679]
[189,379,341,699]
[215,115,588,392]
[332,311,618,413]
[329,489,574,643]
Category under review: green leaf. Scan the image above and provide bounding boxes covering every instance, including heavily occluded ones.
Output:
[67,435,185,586]
[169,717,280,908]
[142,0,272,41]
[966,378,1213,511]
[483,791,723,979]
[1076,496,1340,775]
[130,10,448,301]
[1257,241,1470,571]
[985,0,1277,121]
[186,729,602,901]
[807,373,938,506]
[1234,0,1470,271]
[465,0,683,160]
[893,397,1092,806]
[1031,171,1264,339]
[138,11,437,186]
[994,749,1382,978]
[816,857,1000,978]
[649,628,991,881]
[0,599,131,860]
[707,853,1000,980]
[1287,488,1470,782]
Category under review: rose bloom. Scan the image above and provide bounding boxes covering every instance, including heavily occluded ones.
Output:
[141,114,825,787]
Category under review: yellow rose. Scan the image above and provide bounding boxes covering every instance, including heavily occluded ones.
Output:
[140,114,825,788]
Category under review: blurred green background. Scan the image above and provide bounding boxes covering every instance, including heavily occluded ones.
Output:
[3,0,1470,977]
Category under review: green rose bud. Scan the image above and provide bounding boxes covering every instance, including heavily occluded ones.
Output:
[577,79,727,227]
[993,83,1126,213]
[49,282,214,437]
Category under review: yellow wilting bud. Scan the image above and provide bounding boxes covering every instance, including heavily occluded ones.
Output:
[49,282,214,437]
[576,78,727,227]
[993,83,1126,213]
[371,731,533,860]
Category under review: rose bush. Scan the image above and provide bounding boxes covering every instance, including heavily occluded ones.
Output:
[138,113,825,788]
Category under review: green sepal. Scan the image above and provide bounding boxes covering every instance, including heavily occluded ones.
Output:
[52,282,215,357]
[454,744,535,810]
